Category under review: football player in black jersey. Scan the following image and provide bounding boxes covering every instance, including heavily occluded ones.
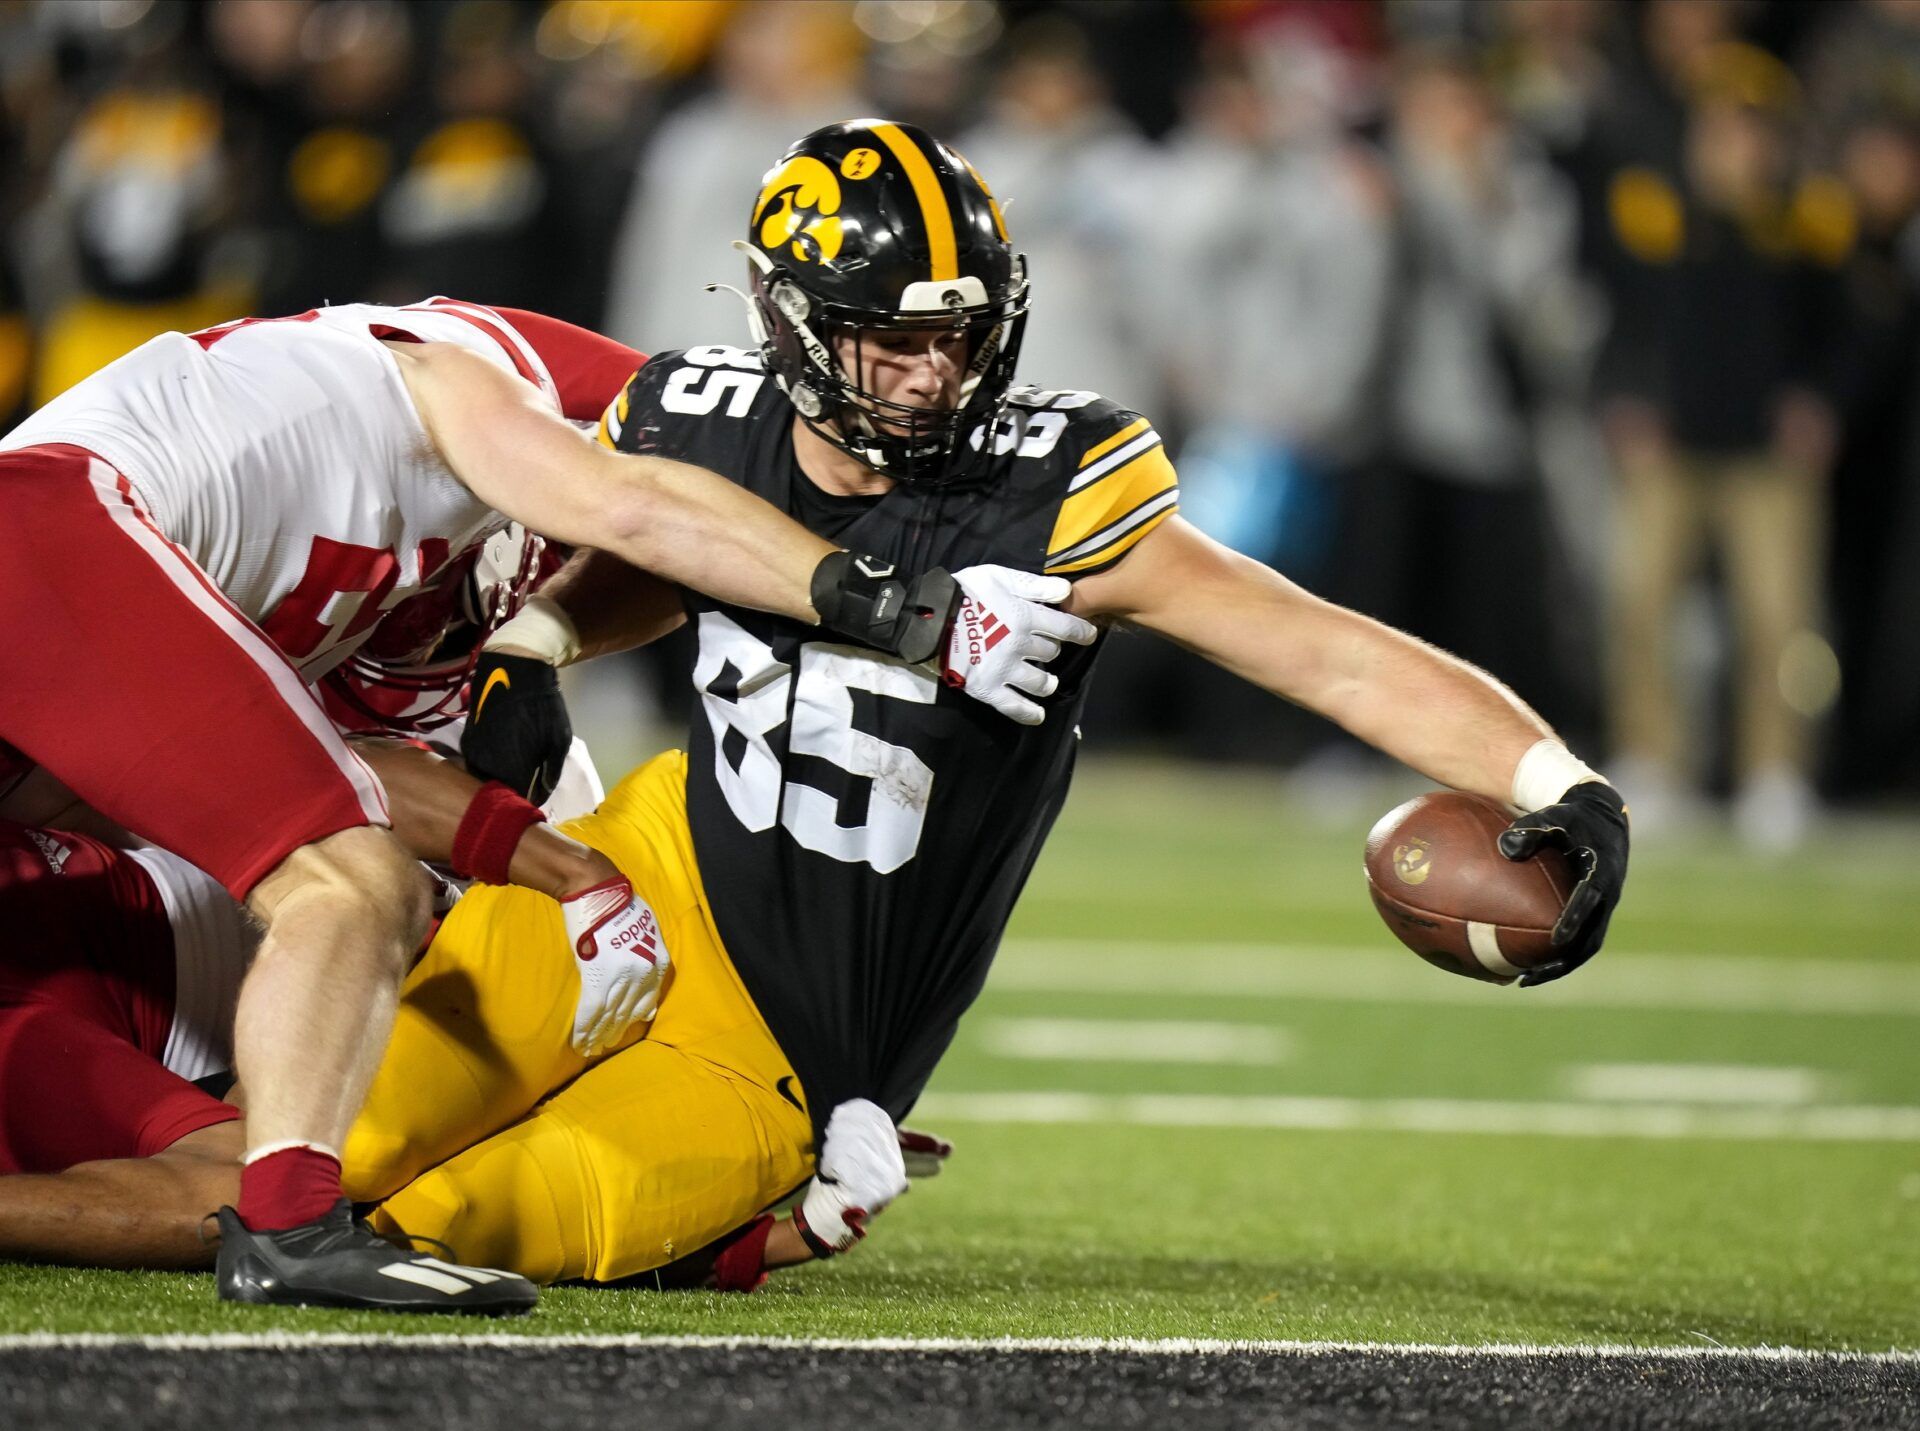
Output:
[344,119,1630,1288]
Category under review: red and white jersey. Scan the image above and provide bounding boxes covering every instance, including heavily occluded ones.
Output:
[0,298,642,682]
[123,841,256,1082]
[114,725,603,1083]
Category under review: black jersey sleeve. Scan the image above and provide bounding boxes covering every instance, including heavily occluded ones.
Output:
[595,347,689,456]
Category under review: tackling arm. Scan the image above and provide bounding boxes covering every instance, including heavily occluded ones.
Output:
[350,736,669,1053]
[348,738,618,900]
[493,548,688,664]
[385,340,833,625]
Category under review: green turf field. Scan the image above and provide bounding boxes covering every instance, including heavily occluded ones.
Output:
[3,759,1917,1347]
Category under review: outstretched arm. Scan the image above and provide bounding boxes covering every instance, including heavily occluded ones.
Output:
[1069,516,1554,804]
[1069,517,1627,980]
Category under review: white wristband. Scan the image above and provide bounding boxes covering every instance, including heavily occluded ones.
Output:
[1508,738,1603,815]
[485,594,581,667]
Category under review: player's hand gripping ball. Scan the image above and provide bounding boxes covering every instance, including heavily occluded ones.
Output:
[1365,792,1577,985]
[1497,780,1629,984]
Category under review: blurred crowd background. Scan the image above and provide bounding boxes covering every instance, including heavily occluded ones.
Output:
[4,0,1919,850]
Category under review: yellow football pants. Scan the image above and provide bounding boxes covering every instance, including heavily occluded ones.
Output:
[342,751,815,1283]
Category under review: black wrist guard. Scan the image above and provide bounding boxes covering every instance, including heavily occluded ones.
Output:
[810,552,958,666]
[461,652,573,806]
[788,1202,839,1261]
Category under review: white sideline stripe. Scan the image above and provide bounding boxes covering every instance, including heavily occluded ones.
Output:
[1566,1063,1828,1107]
[991,939,1920,1017]
[2,1333,1915,1361]
[375,1263,474,1296]
[981,1018,1289,1066]
[910,1091,1920,1143]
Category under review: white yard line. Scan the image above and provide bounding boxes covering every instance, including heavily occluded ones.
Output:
[1565,1063,1829,1106]
[980,1018,1291,1065]
[991,940,1920,1016]
[911,1091,1920,1143]
[1,1332,1914,1359]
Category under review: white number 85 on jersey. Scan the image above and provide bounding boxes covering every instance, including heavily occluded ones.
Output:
[694,611,936,874]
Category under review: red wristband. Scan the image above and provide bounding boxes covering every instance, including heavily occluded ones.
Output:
[712,1214,776,1293]
[450,781,546,886]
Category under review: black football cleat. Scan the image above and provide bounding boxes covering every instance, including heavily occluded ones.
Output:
[213,1201,537,1315]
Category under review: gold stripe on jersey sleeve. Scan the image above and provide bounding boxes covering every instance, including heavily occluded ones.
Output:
[596,371,639,449]
[871,122,957,281]
[1046,489,1180,575]
[1045,445,1180,575]
[1077,417,1151,470]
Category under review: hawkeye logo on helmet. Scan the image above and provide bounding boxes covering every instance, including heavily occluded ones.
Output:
[754,156,844,265]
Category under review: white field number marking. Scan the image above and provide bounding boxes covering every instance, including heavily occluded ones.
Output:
[980,1018,1290,1066]
[1564,1063,1829,1106]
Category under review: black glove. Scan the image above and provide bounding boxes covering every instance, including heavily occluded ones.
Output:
[1498,781,1629,987]
[810,552,958,665]
[461,651,572,805]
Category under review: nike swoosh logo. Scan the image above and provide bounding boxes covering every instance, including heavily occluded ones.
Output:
[474,667,511,720]
[776,1075,803,1113]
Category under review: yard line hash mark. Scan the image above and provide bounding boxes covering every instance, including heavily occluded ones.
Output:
[1564,1063,1830,1106]
[979,1017,1291,1065]
[992,940,1920,1017]
[911,1091,1920,1143]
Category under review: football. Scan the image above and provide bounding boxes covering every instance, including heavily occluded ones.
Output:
[1364,791,1575,984]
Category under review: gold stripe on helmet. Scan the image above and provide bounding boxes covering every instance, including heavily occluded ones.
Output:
[869,122,957,282]
[958,155,1009,243]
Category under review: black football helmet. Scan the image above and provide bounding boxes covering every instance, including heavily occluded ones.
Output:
[733,119,1028,486]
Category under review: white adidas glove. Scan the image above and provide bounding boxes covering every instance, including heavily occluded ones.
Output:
[941,565,1098,726]
[792,1099,909,1257]
[561,877,669,1056]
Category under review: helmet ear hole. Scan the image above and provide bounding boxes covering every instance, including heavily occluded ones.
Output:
[771,280,811,323]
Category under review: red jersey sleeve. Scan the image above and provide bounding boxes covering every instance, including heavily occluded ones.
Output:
[490,307,647,423]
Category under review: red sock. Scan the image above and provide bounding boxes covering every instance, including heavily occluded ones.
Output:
[237,1145,343,1232]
